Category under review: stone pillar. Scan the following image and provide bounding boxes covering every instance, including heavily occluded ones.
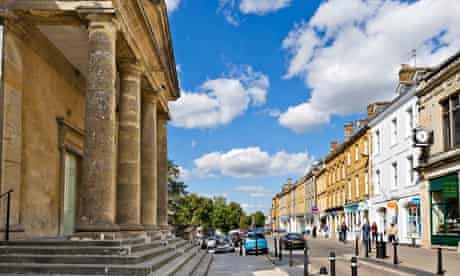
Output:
[156,111,168,229]
[116,61,143,231]
[141,91,158,229]
[77,15,119,233]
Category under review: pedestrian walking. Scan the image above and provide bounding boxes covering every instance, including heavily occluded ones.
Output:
[371,222,378,245]
[362,220,371,252]
[324,224,329,239]
[387,223,398,243]
[312,225,317,239]
[340,222,348,243]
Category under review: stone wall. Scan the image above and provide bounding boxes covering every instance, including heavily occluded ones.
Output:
[3,27,85,238]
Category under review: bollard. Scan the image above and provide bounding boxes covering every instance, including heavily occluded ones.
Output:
[329,252,336,276]
[355,236,359,256]
[351,256,358,276]
[380,233,387,258]
[240,239,243,256]
[279,238,283,261]
[437,248,444,275]
[304,240,309,276]
[289,241,293,267]
[412,237,416,247]
[243,239,246,256]
[319,266,328,276]
[365,239,369,258]
[256,237,259,256]
[274,237,278,258]
[393,241,398,265]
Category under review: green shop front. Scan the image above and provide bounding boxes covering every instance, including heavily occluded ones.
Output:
[430,173,460,246]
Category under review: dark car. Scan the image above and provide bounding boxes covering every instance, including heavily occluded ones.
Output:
[281,233,305,249]
[213,236,235,254]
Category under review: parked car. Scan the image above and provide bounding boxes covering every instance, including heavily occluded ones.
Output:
[244,232,268,255]
[229,231,241,247]
[281,233,305,249]
[213,236,235,253]
[206,236,217,249]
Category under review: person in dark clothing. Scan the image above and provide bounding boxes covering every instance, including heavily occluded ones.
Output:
[312,225,317,238]
[340,222,348,243]
[362,220,371,251]
[371,222,378,245]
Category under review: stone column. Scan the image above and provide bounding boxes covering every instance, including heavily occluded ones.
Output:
[116,61,143,231]
[141,91,158,229]
[156,111,168,228]
[77,15,119,233]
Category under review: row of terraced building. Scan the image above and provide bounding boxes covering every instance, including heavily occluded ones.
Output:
[272,53,460,249]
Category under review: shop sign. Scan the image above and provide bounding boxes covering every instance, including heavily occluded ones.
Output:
[410,197,421,205]
[387,201,397,209]
[358,202,368,211]
[442,178,458,199]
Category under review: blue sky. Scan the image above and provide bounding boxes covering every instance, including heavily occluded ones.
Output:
[165,0,460,214]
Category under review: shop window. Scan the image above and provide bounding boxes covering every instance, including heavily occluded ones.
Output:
[407,203,421,238]
[430,174,460,237]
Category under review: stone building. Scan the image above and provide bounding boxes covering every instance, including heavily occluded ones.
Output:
[293,178,306,232]
[417,51,460,248]
[0,0,179,239]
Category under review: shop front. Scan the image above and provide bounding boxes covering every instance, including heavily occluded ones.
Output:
[400,196,422,244]
[344,202,369,240]
[429,174,460,247]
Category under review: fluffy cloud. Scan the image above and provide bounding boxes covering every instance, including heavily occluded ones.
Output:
[235,185,271,197]
[239,0,291,15]
[186,147,313,178]
[165,0,180,12]
[169,66,269,128]
[219,0,291,25]
[280,0,460,132]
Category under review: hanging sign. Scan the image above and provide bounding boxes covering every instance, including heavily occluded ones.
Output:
[387,201,397,209]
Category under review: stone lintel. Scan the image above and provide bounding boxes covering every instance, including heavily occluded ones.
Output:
[4,1,114,11]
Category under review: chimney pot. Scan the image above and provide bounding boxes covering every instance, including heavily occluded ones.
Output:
[344,122,355,140]
[330,141,339,153]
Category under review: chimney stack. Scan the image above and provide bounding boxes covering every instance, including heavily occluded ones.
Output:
[344,122,355,140]
[399,64,416,84]
[330,141,339,153]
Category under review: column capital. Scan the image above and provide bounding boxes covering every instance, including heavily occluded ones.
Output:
[142,89,160,104]
[119,59,143,78]
[84,13,118,31]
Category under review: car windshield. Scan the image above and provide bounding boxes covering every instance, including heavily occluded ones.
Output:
[287,233,303,239]
[248,233,265,239]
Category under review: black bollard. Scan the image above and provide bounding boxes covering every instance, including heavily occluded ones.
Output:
[351,256,358,276]
[289,241,293,267]
[365,239,369,258]
[256,237,259,256]
[279,238,283,261]
[240,239,243,256]
[274,237,278,258]
[319,266,328,276]
[304,240,309,276]
[393,241,398,265]
[355,236,359,256]
[243,239,246,256]
[437,248,444,275]
[329,252,336,276]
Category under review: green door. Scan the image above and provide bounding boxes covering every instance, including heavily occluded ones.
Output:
[63,153,78,236]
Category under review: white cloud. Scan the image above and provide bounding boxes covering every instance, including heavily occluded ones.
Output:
[235,185,271,197]
[239,0,291,15]
[165,0,180,12]
[219,0,291,25]
[169,66,269,129]
[186,147,314,178]
[280,0,460,132]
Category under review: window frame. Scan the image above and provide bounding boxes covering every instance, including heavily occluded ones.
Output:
[441,93,460,150]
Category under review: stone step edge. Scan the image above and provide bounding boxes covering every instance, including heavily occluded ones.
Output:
[191,253,213,276]
[176,250,208,276]
[153,246,199,276]
[0,240,190,265]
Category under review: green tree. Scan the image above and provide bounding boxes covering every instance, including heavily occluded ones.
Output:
[211,196,230,232]
[227,202,243,230]
[253,211,265,227]
[168,160,188,225]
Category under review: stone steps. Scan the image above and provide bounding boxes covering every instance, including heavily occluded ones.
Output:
[191,253,212,276]
[0,234,211,275]
[0,239,189,265]
[175,249,207,276]
[0,239,174,256]
[153,244,199,276]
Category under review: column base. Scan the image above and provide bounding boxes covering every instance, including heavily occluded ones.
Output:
[74,223,120,240]
[119,224,145,232]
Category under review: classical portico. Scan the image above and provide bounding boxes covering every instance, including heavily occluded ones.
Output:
[0,0,179,239]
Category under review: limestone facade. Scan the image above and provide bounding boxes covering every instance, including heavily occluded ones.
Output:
[0,0,179,239]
